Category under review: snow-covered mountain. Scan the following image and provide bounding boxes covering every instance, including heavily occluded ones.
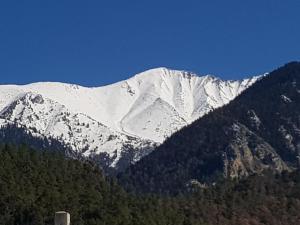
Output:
[0,68,260,171]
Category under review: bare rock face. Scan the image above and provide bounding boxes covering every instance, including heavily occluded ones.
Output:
[223,123,289,178]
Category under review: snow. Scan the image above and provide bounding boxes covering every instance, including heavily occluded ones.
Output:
[247,110,261,130]
[0,68,261,168]
[281,95,292,103]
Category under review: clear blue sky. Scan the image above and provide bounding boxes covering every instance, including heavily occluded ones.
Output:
[0,0,299,86]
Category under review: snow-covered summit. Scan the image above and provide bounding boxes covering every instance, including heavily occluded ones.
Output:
[0,68,261,170]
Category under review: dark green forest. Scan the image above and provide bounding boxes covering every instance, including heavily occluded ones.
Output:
[1,144,300,225]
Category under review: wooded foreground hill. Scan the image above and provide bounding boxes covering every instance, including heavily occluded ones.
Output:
[1,144,300,225]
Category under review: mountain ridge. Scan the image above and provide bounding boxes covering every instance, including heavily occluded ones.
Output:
[0,68,260,171]
[119,62,300,194]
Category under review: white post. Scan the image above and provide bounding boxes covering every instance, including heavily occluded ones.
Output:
[55,211,70,225]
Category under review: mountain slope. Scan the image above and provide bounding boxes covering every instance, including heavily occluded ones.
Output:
[0,93,155,171]
[119,62,300,194]
[0,68,259,170]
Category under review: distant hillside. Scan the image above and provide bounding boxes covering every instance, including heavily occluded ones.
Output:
[0,123,73,156]
[119,62,300,194]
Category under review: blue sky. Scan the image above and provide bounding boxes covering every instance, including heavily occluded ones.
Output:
[0,0,299,86]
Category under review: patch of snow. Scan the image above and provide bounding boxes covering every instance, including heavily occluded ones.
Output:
[247,110,261,129]
[281,95,292,103]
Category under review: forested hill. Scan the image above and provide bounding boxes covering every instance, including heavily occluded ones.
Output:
[119,62,300,194]
[0,123,73,156]
[1,144,300,225]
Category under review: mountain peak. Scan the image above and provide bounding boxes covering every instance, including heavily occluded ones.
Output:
[120,62,300,194]
[132,67,200,80]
